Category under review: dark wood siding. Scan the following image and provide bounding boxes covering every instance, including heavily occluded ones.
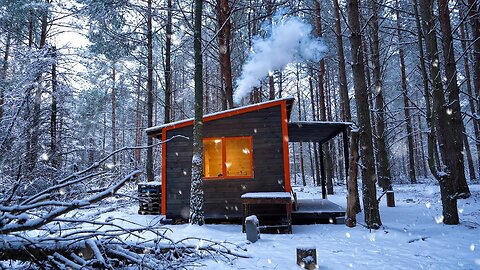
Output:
[164,106,285,220]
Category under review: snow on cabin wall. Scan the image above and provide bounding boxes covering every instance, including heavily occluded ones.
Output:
[163,105,286,220]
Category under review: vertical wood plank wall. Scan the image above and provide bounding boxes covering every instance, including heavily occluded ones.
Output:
[164,106,285,220]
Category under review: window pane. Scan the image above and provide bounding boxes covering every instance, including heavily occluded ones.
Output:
[225,138,252,177]
[204,139,223,177]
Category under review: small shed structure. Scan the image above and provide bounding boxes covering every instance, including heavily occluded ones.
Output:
[146,97,350,222]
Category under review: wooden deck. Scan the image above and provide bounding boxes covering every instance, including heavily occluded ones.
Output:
[292,199,346,224]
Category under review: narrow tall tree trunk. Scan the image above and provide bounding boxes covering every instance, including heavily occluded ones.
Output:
[370,0,392,192]
[460,8,480,177]
[467,0,480,139]
[134,70,142,164]
[346,130,360,227]
[216,0,234,108]
[396,0,416,184]
[28,5,49,172]
[412,0,438,178]
[346,0,381,229]
[50,47,58,168]
[420,0,460,224]
[146,0,155,181]
[308,68,318,185]
[334,0,351,121]
[417,115,428,178]
[165,0,173,123]
[314,0,333,193]
[0,33,10,125]
[463,127,476,180]
[296,66,306,186]
[190,0,205,225]
[111,66,117,165]
[438,0,470,198]
[269,73,275,100]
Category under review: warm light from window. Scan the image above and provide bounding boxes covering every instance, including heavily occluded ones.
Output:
[203,137,253,179]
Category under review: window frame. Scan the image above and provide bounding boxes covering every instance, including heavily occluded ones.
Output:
[202,136,254,180]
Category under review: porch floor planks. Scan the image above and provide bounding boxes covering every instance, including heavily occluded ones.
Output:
[292,199,345,224]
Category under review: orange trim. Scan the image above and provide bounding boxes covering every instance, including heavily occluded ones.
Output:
[161,128,167,215]
[221,138,227,178]
[281,101,291,192]
[164,99,290,132]
[203,136,254,180]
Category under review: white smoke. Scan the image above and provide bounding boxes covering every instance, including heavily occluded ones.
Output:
[233,15,327,103]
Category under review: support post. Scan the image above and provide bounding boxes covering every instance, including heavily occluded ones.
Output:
[319,143,327,199]
[343,129,349,185]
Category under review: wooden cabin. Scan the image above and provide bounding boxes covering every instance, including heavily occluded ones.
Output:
[146,97,350,225]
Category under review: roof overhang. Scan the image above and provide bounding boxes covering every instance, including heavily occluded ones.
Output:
[288,121,352,144]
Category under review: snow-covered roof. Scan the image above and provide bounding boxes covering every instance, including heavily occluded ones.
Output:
[146,97,295,136]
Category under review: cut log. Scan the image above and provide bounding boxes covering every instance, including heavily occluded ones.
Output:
[296,246,317,269]
[386,191,395,207]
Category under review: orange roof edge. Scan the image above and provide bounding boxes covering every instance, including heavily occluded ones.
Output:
[146,97,295,136]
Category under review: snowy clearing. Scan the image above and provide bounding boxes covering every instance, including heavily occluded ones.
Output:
[100,182,480,270]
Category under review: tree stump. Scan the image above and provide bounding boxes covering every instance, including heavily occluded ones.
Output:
[296,246,317,269]
[386,190,395,207]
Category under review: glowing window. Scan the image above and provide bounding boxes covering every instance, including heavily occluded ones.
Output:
[203,137,253,179]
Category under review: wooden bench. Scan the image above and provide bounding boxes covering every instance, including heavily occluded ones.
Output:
[241,192,292,234]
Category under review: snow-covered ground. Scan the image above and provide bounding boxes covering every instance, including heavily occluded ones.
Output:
[102,182,480,269]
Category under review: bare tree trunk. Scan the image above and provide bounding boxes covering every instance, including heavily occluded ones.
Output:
[165,0,173,123]
[438,0,470,197]
[50,47,58,168]
[269,74,275,100]
[346,0,381,229]
[0,33,9,124]
[308,68,318,185]
[333,0,351,122]
[146,0,154,181]
[412,0,438,178]
[278,71,283,98]
[460,8,480,177]
[420,0,460,224]
[346,131,359,227]
[111,66,117,166]
[134,70,142,164]
[463,127,476,180]
[396,0,416,184]
[467,0,480,142]
[190,0,205,225]
[296,66,306,186]
[370,0,392,193]
[27,4,49,172]
[314,0,333,193]
[417,115,428,178]
[216,0,234,108]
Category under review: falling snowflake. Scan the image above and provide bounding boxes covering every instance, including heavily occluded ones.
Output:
[435,215,444,224]
[470,244,475,252]
[345,232,351,238]
[41,153,49,161]
[425,202,431,209]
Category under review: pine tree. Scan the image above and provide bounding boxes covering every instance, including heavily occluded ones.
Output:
[346,0,381,229]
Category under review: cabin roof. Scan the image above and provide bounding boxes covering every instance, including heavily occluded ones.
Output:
[146,97,295,137]
[146,97,351,144]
